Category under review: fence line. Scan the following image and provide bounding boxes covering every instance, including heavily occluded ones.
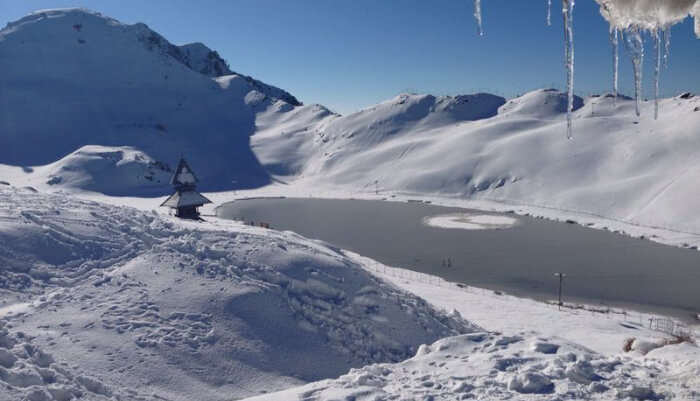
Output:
[360,262,698,341]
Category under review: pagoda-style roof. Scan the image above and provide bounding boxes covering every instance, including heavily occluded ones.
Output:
[160,190,212,208]
[171,157,199,188]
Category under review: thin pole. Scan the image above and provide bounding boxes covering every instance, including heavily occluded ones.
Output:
[554,272,566,310]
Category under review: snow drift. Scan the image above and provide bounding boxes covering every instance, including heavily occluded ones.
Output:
[245,331,700,401]
[0,186,473,400]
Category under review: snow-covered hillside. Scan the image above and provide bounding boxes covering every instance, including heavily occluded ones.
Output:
[0,8,299,194]
[0,185,472,400]
[252,89,700,234]
[1,185,697,401]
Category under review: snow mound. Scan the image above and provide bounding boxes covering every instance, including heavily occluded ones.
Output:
[0,186,473,400]
[498,88,584,118]
[35,145,172,196]
[244,331,696,401]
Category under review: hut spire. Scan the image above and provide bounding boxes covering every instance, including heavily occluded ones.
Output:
[171,157,198,190]
[160,156,212,220]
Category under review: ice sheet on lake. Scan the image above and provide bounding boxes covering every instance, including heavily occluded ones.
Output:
[423,213,519,230]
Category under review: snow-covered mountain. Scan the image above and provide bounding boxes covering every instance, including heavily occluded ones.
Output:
[0,8,299,194]
[253,89,700,234]
[2,8,700,233]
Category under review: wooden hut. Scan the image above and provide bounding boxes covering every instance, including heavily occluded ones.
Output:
[161,157,212,219]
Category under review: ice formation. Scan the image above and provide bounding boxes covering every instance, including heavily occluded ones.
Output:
[654,30,662,119]
[473,0,700,134]
[610,28,619,106]
[596,0,699,32]
[597,0,699,121]
[474,0,483,36]
[624,28,644,117]
[563,0,575,139]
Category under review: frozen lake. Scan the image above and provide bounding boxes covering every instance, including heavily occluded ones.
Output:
[217,198,700,320]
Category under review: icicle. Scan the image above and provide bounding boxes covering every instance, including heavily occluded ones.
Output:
[654,29,661,120]
[623,28,644,118]
[610,27,619,107]
[547,0,552,26]
[562,0,575,139]
[474,0,483,36]
[663,27,671,69]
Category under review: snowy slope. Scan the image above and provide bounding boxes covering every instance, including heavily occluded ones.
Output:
[244,331,700,401]
[0,186,472,400]
[251,89,700,234]
[0,9,298,194]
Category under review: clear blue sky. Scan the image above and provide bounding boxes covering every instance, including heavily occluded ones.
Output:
[3,0,699,114]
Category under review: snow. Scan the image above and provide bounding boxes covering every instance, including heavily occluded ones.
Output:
[171,158,199,187]
[243,88,700,246]
[595,0,699,31]
[241,253,699,400]
[1,8,699,400]
[1,186,697,401]
[0,186,472,400]
[0,8,294,193]
[160,190,212,208]
[3,9,700,245]
[423,213,518,230]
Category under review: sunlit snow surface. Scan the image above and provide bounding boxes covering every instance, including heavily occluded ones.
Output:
[423,213,519,230]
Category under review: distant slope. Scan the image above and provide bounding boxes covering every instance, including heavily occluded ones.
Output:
[251,88,700,233]
[0,9,298,194]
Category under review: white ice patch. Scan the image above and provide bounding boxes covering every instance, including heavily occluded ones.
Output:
[423,213,518,230]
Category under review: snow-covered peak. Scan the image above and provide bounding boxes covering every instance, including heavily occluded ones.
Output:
[2,8,120,32]
[498,89,584,118]
[341,92,505,130]
[2,8,245,82]
[177,42,233,77]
